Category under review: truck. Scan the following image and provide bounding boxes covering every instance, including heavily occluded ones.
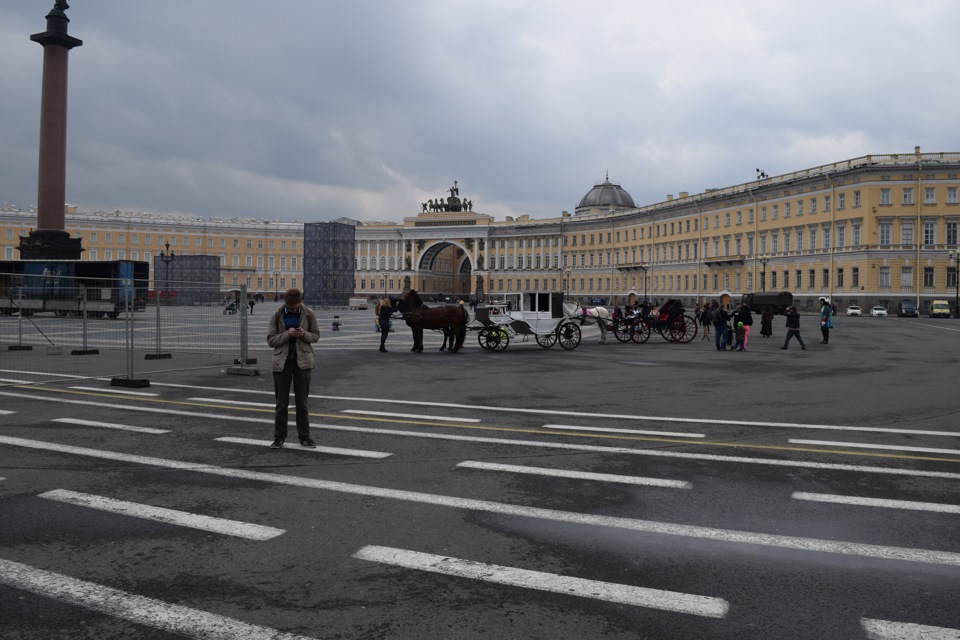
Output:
[739,291,794,315]
[929,299,951,318]
[348,297,369,310]
[0,259,149,318]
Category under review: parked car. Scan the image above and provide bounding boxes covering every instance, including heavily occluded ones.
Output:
[846,305,862,317]
[870,305,888,317]
[929,299,951,318]
[896,299,918,317]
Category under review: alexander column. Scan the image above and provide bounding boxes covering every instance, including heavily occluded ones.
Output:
[18,1,83,260]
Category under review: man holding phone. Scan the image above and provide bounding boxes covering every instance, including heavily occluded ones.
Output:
[267,288,319,449]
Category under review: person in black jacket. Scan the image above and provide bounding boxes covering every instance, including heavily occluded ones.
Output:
[779,306,806,350]
[713,302,730,351]
[378,298,394,353]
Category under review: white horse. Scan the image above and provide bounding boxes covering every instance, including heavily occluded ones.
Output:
[563,301,612,343]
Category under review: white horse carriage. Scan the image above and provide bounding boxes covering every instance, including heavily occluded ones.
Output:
[472,292,583,351]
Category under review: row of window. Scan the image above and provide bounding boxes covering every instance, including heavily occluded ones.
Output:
[3,227,299,251]
[340,261,960,297]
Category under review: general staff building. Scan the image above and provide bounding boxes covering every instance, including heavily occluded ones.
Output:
[3,149,959,313]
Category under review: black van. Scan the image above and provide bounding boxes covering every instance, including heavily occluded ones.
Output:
[740,291,793,314]
[896,299,918,317]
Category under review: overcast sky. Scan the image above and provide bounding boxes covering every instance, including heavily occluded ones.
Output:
[1,1,958,223]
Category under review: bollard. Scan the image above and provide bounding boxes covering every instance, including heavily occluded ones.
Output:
[71,284,99,355]
[332,315,341,331]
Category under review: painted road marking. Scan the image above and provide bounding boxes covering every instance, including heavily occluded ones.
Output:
[793,492,960,515]
[0,409,15,415]
[457,461,692,489]
[3,435,960,568]
[52,418,169,435]
[341,409,481,423]
[861,617,960,639]
[0,557,317,640]
[0,379,30,385]
[544,423,705,438]
[352,545,728,618]
[215,437,393,459]
[38,489,284,540]
[70,386,159,396]
[129,380,960,438]
[3,391,960,480]
[789,439,960,457]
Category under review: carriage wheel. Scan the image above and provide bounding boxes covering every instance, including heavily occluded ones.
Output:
[613,318,632,342]
[477,328,495,350]
[535,331,558,348]
[669,315,698,343]
[478,327,509,351]
[630,321,651,344]
[557,322,581,350]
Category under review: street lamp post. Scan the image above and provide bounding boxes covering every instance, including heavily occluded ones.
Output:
[148,241,175,360]
[950,250,960,318]
[758,254,771,292]
[273,269,280,302]
[639,263,649,303]
[159,240,175,304]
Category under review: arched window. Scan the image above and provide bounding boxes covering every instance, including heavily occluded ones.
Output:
[380,256,387,270]
[361,257,368,270]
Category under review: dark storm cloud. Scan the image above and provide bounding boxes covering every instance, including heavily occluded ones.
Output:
[1,1,959,222]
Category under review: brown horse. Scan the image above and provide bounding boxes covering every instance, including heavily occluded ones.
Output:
[396,290,469,352]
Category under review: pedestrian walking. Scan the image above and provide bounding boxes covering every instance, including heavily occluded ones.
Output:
[760,306,774,338]
[248,298,255,315]
[779,306,806,350]
[733,321,746,351]
[736,304,754,350]
[700,302,712,341]
[819,297,832,344]
[713,302,730,351]
[267,288,319,449]
[378,297,393,352]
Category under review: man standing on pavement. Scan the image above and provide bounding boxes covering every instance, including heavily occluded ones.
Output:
[267,288,319,449]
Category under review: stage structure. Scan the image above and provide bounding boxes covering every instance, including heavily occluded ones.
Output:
[303,222,355,307]
[152,254,220,305]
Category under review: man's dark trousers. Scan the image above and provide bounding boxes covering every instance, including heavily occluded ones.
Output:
[274,359,311,440]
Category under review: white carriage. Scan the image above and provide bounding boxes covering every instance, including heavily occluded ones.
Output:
[472,292,582,351]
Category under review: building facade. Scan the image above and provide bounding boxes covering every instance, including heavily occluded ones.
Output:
[3,149,960,312]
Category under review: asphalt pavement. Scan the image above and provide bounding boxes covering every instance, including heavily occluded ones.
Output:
[1,312,960,639]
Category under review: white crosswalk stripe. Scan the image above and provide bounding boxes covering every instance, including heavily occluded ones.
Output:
[38,489,285,540]
[353,545,729,618]
[0,557,318,640]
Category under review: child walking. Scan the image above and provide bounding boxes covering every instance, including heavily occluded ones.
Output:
[733,321,746,351]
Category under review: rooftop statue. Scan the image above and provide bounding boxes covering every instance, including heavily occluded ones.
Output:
[53,1,70,12]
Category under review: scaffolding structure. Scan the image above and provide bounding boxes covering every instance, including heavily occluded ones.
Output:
[152,254,221,305]
[303,222,355,307]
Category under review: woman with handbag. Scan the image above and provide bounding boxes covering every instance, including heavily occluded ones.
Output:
[819,297,833,344]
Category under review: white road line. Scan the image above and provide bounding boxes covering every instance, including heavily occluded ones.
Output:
[3,435,960,568]
[793,492,960,515]
[0,557,317,640]
[70,386,159,397]
[3,391,960,482]
[150,384,960,438]
[215,437,392,459]
[38,489,284,540]
[457,461,691,489]
[861,617,960,639]
[352,545,728,618]
[0,379,30,385]
[52,418,169,435]
[789,439,960,456]
[544,423,705,438]
[341,409,481,423]
[0,409,15,415]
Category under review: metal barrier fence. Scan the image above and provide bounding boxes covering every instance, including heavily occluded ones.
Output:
[0,276,258,385]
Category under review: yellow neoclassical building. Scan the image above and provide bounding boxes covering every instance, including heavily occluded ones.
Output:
[3,148,960,313]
